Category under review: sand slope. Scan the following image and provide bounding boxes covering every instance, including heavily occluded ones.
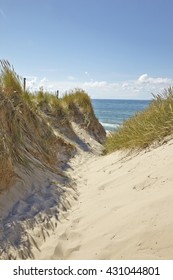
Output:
[34,139,173,260]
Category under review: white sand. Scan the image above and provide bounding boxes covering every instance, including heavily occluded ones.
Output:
[33,138,173,260]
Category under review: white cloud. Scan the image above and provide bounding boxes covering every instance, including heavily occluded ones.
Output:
[84,74,173,99]
[26,76,38,90]
[122,82,129,88]
[137,73,172,85]
[39,77,49,89]
[26,76,53,91]
[84,81,108,89]
[24,73,173,99]
[138,73,149,83]
[67,75,76,81]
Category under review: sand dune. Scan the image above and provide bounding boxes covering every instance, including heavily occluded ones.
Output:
[33,138,173,260]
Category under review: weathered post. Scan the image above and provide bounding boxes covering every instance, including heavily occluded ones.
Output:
[23,77,26,92]
[56,90,59,98]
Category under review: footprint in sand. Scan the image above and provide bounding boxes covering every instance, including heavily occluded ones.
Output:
[98,184,106,191]
[65,245,81,258]
[52,243,63,259]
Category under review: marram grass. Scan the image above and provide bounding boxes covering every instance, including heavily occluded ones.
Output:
[0,60,23,95]
[0,60,101,189]
[104,87,173,153]
[61,88,95,115]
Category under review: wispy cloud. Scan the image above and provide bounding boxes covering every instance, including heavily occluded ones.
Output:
[0,7,6,19]
[137,73,172,85]
[38,68,59,73]
[25,76,38,90]
[25,73,173,99]
[67,75,76,81]
[82,74,173,98]
[84,81,110,89]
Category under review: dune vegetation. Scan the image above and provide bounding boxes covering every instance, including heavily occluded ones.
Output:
[0,60,105,191]
[105,87,173,153]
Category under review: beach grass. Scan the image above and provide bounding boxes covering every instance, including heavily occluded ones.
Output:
[61,88,95,115]
[105,87,173,153]
[0,60,103,189]
[0,60,23,95]
[0,61,74,189]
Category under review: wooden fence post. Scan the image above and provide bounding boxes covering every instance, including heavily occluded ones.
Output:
[23,77,26,92]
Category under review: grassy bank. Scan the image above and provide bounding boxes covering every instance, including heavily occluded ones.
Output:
[105,87,173,153]
[0,60,105,190]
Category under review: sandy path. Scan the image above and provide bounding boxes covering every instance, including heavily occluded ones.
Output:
[34,139,173,260]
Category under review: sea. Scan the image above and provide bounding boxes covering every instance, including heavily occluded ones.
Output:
[91,99,151,132]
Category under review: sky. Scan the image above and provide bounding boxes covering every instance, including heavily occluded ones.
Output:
[0,0,173,99]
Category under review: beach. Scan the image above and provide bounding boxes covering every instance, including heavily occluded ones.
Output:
[0,74,173,260]
[1,0,173,262]
[32,134,173,260]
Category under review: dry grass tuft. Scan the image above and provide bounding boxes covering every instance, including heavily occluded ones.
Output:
[0,61,75,190]
[0,60,23,95]
[105,87,173,153]
[0,60,105,189]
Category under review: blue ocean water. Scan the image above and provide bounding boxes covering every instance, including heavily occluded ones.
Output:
[92,99,151,131]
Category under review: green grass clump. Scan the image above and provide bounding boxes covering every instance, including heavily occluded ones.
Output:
[0,60,23,95]
[37,89,65,117]
[105,87,173,153]
[61,88,94,115]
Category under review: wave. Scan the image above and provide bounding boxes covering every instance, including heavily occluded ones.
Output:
[100,122,120,129]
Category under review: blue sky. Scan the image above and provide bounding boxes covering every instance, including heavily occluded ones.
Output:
[0,0,173,99]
